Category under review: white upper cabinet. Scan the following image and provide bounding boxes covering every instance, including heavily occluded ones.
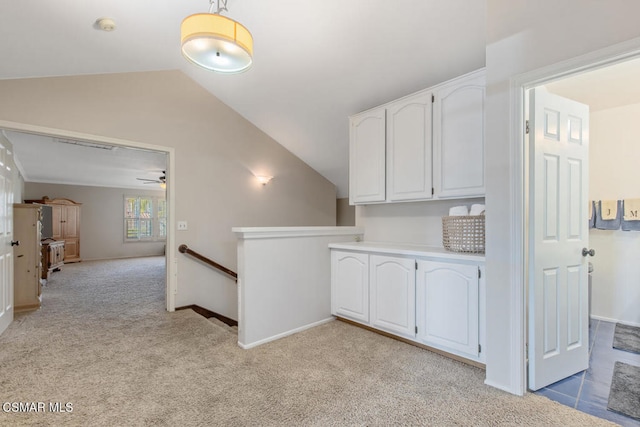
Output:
[387,92,433,201]
[433,69,486,198]
[348,68,485,205]
[349,108,387,204]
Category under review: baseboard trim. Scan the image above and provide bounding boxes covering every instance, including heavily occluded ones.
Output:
[176,304,238,327]
[336,317,486,370]
[591,315,640,328]
[484,379,523,396]
[238,317,335,350]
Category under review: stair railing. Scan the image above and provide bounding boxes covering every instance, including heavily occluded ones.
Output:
[178,244,238,282]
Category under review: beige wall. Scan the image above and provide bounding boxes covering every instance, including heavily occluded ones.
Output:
[24,182,166,261]
[485,0,640,393]
[0,70,337,319]
[336,198,355,226]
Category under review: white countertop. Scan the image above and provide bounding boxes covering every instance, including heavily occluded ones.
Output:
[328,241,485,262]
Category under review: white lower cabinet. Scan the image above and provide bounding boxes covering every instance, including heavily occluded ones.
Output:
[370,255,416,339]
[416,260,479,358]
[331,246,485,364]
[331,250,370,323]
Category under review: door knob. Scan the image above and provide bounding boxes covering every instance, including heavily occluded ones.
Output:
[11,240,19,246]
[582,248,595,257]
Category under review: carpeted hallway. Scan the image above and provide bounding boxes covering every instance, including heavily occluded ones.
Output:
[0,257,615,426]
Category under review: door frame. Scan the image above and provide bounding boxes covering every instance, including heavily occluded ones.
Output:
[0,119,177,312]
[510,38,640,394]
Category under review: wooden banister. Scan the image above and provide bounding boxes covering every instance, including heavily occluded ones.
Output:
[178,244,238,282]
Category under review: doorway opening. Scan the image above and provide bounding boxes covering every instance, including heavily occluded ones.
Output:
[520,50,640,424]
[0,122,176,314]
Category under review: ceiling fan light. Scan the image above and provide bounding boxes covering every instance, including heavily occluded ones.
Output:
[181,13,253,74]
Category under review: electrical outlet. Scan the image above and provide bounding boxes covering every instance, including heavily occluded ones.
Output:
[177,221,188,231]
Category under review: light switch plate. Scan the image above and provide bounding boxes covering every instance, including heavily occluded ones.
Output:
[177,221,188,231]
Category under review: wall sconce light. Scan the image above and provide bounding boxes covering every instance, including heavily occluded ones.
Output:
[256,175,273,185]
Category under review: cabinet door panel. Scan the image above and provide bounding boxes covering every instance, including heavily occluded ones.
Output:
[63,239,79,261]
[416,260,479,357]
[64,206,80,238]
[387,92,433,201]
[51,205,63,239]
[13,206,41,311]
[331,251,369,323]
[370,255,415,338]
[433,70,485,198]
[349,109,386,204]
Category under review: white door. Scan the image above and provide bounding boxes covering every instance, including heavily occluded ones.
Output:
[528,87,590,390]
[369,255,415,338]
[0,135,15,335]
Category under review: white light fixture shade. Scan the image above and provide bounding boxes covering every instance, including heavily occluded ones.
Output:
[181,13,253,74]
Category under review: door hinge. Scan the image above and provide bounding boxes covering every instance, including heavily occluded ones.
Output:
[478,344,482,353]
[415,326,418,333]
[415,261,418,270]
[525,120,530,134]
[478,268,481,279]
[431,94,435,103]
[431,187,434,196]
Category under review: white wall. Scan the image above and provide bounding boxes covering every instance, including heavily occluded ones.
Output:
[24,182,166,261]
[589,103,640,326]
[0,70,337,321]
[234,227,364,349]
[356,198,484,246]
[485,0,640,394]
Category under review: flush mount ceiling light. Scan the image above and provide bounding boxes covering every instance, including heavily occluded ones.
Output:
[95,18,116,32]
[181,0,253,74]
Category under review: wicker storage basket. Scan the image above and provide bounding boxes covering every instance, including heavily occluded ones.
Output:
[442,215,485,254]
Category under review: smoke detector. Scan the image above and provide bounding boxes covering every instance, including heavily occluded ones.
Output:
[96,18,116,32]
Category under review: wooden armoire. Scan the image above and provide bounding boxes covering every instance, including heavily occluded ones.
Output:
[13,204,42,312]
[26,197,82,263]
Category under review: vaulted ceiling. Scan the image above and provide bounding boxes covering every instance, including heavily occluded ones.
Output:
[0,0,485,195]
[6,2,639,196]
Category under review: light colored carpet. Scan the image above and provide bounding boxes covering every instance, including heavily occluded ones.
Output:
[0,257,615,426]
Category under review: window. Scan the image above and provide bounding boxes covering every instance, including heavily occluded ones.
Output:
[124,196,166,242]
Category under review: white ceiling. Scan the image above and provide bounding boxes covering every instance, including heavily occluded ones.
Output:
[4,131,167,190]
[2,2,638,195]
[0,0,485,195]
[545,57,640,112]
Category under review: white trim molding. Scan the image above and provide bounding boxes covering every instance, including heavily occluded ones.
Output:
[510,36,640,395]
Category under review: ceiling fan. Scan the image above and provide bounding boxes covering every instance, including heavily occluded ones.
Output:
[137,171,166,185]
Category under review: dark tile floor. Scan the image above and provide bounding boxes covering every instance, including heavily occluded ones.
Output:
[535,320,640,426]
